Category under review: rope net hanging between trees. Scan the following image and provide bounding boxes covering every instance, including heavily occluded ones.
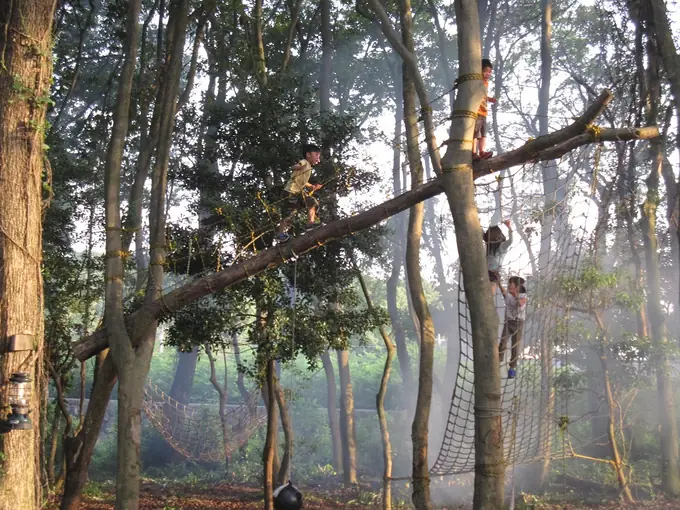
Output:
[431,148,596,475]
[142,381,266,463]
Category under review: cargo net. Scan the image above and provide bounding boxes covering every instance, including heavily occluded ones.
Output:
[431,150,596,475]
[142,381,266,463]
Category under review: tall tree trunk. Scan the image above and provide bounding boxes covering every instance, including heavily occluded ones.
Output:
[442,0,505,508]
[397,0,437,507]
[100,0,142,506]
[639,20,680,496]
[0,1,54,509]
[337,349,358,485]
[356,269,395,510]
[321,351,343,471]
[534,0,556,488]
[263,359,276,510]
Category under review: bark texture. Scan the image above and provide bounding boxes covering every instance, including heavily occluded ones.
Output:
[337,350,358,484]
[263,359,276,510]
[321,351,343,471]
[0,1,55,508]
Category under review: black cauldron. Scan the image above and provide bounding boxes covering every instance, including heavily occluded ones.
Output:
[273,481,303,510]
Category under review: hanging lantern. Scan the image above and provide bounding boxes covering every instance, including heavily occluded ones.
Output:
[6,372,32,430]
[273,481,303,510]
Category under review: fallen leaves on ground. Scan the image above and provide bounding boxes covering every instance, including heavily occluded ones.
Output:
[44,482,680,509]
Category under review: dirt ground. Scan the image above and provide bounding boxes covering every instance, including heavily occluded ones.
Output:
[44,482,680,509]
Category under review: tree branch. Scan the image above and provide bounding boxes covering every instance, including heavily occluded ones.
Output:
[72,92,659,361]
[46,359,74,437]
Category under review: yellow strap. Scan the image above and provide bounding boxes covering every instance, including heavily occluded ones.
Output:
[450,109,478,120]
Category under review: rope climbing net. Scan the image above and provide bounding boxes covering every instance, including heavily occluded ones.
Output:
[142,381,266,463]
[431,146,598,475]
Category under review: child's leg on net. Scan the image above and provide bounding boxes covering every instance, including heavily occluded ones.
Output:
[509,320,524,369]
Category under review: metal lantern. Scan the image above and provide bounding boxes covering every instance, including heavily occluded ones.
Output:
[6,372,32,430]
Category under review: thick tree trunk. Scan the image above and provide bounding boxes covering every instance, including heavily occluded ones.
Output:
[337,349,358,485]
[442,1,505,508]
[263,359,277,510]
[61,354,117,510]
[0,1,54,508]
[321,351,343,471]
[100,0,142,507]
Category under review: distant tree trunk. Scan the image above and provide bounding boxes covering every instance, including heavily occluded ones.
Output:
[0,1,54,508]
[592,324,634,503]
[205,344,230,473]
[321,351,343,471]
[584,350,608,456]
[356,269,395,510]
[386,69,412,390]
[169,349,199,405]
[163,348,199,459]
[532,0,556,488]
[48,406,61,487]
[275,377,294,485]
[423,156,457,373]
[232,334,251,403]
[263,359,276,510]
[337,349,358,485]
